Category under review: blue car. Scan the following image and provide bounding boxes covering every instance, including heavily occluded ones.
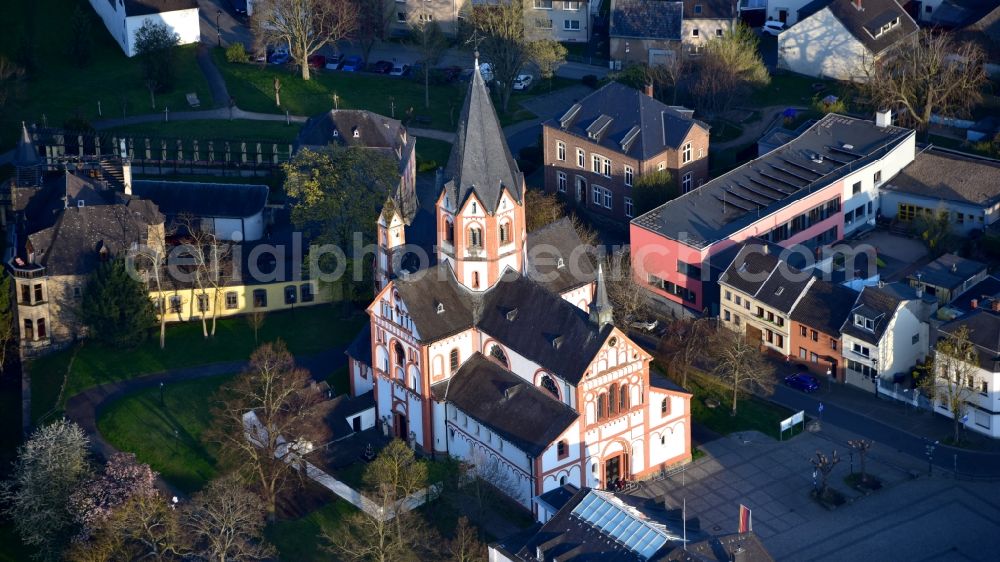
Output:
[340,56,363,72]
[268,51,290,65]
[784,373,820,393]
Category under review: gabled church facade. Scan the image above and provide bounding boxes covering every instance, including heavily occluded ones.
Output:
[346,58,691,522]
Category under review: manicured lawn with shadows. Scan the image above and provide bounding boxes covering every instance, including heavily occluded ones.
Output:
[266,500,357,562]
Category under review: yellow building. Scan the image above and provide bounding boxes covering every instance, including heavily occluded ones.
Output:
[149,279,332,323]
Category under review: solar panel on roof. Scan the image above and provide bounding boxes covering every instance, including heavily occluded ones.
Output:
[781,157,825,176]
[759,170,805,189]
[769,163,815,183]
[828,145,864,158]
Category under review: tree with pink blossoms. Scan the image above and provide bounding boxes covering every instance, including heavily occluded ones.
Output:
[68,452,158,541]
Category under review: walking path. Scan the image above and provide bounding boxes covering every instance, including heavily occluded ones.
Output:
[712,105,809,151]
[62,346,348,497]
[196,43,230,107]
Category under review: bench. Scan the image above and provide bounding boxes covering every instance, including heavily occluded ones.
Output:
[186,93,201,108]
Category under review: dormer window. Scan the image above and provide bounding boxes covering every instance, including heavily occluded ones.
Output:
[694,4,702,14]
[854,314,875,331]
[77,200,85,208]
[332,130,339,137]
[352,127,360,138]
[436,302,445,314]
[556,257,565,269]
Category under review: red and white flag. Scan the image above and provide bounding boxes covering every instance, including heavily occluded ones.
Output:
[738,504,752,534]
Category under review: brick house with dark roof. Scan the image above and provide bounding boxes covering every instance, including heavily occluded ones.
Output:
[609,0,738,67]
[789,279,858,382]
[542,81,710,224]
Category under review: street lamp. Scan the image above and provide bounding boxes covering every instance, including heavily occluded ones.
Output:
[159,382,165,406]
[826,367,832,392]
[872,358,879,399]
[216,10,222,48]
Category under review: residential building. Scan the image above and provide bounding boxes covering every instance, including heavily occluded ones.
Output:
[934,308,1000,438]
[765,0,818,26]
[86,0,201,57]
[789,277,858,381]
[609,0,737,67]
[346,59,692,520]
[630,112,916,315]
[542,82,710,224]
[130,180,269,242]
[718,241,815,358]
[526,0,591,43]
[840,282,929,393]
[388,0,468,36]
[297,109,418,227]
[908,254,988,306]
[778,0,918,81]
[879,148,1000,234]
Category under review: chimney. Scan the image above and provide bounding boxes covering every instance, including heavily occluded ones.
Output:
[644,83,654,98]
[853,0,863,10]
[972,299,979,309]
[992,299,1000,313]
[761,244,769,255]
[875,109,892,128]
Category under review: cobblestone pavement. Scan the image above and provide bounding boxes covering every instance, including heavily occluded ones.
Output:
[633,429,1000,561]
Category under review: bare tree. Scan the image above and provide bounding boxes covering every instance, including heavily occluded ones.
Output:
[604,248,651,329]
[922,325,980,443]
[468,448,523,510]
[252,0,357,80]
[811,450,840,498]
[66,493,188,562]
[209,341,326,521]
[659,318,712,388]
[247,309,266,343]
[448,516,486,562]
[469,0,531,112]
[847,439,873,484]
[691,23,769,113]
[646,49,685,104]
[709,329,775,415]
[409,9,448,109]
[177,215,232,338]
[355,0,395,67]
[862,29,987,133]
[130,233,169,349]
[182,476,274,562]
[523,189,597,244]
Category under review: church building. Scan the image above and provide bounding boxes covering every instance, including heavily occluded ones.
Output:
[346,57,692,522]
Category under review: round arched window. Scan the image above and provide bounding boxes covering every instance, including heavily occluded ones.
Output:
[489,344,509,368]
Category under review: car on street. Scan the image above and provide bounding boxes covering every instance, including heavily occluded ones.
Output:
[784,373,820,393]
[512,74,534,90]
[325,54,344,70]
[307,54,326,69]
[625,316,659,333]
[389,63,409,76]
[372,60,394,74]
[269,49,290,65]
[762,21,786,36]
[340,56,364,72]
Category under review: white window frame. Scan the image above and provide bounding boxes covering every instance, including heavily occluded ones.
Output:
[603,187,612,209]
[625,196,633,218]
[657,162,666,172]
[682,172,693,193]
[592,185,601,205]
[533,0,553,9]
[624,165,633,187]
[556,141,566,161]
[682,142,692,164]
[592,154,601,173]
[602,157,612,178]
[563,19,581,30]
[576,148,585,168]
[557,171,567,192]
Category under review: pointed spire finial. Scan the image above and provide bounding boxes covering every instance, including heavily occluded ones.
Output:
[474,50,480,71]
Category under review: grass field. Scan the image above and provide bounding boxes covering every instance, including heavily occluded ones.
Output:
[265,501,356,562]
[107,119,302,143]
[97,374,232,493]
[0,0,211,151]
[750,72,841,107]
[415,137,453,171]
[29,307,365,423]
[687,373,794,439]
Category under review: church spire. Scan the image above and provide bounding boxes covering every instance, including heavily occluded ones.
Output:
[589,263,614,328]
[14,122,41,188]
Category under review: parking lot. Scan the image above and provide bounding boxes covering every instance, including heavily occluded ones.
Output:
[634,427,1000,561]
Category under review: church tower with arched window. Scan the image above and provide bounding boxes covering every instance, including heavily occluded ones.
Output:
[435,55,526,291]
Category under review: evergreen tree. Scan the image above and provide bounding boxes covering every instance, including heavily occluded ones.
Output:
[0,272,14,370]
[81,258,156,348]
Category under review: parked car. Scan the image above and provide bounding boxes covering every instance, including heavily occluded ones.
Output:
[307,54,326,69]
[372,60,394,74]
[762,21,786,36]
[269,49,291,65]
[512,74,533,91]
[783,373,820,393]
[389,63,409,76]
[325,54,344,70]
[255,47,274,64]
[625,316,659,333]
[340,56,364,72]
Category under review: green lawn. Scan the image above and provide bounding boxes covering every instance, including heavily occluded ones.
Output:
[750,73,841,107]
[416,137,453,171]
[687,373,794,439]
[708,119,744,143]
[30,306,365,423]
[107,119,302,143]
[0,0,211,151]
[215,50,468,131]
[97,374,232,493]
[265,501,356,562]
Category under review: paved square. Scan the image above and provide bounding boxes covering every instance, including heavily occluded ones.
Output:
[633,429,1000,561]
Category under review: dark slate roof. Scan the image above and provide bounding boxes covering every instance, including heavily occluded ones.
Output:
[123,0,198,16]
[526,217,597,295]
[632,114,912,248]
[666,532,774,562]
[443,60,523,214]
[790,280,858,336]
[537,484,580,514]
[683,0,738,19]
[909,253,987,291]
[322,390,376,441]
[430,353,578,456]
[479,270,614,385]
[392,263,477,341]
[28,197,163,276]
[719,241,814,313]
[611,0,683,40]
[939,309,1000,371]
[809,0,918,56]
[882,148,1000,207]
[131,180,268,219]
[297,109,406,150]
[345,322,373,365]
[545,82,708,161]
[931,0,1000,29]
[950,276,1000,315]
[840,284,903,345]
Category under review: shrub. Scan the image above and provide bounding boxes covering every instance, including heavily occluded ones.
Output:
[582,74,599,89]
[417,159,438,173]
[225,42,250,64]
